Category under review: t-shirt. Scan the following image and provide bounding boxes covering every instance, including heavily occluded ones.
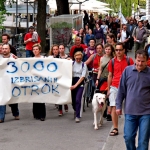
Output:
[101,25,108,34]
[93,54,103,73]
[72,61,87,78]
[108,55,134,88]
[24,32,41,50]
[70,44,87,58]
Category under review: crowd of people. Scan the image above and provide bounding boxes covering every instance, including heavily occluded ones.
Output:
[1,12,150,150]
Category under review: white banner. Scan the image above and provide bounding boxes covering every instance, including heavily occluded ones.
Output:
[0,57,72,105]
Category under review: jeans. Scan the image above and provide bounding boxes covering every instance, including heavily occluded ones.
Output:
[26,50,34,57]
[124,114,150,150]
[71,77,84,118]
[0,105,6,121]
[9,104,19,117]
[0,104,19,121]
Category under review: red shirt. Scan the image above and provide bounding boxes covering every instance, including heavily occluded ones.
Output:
[147,58,150,67]
[24,33,41,50]
[70,44,87,58]
[93,54,103,73]
[108,55,134,88]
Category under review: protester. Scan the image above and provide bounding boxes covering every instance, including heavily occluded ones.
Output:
[144,20,150,29]
[101,20,109,44]
[71,51,87,123]
[89,13,95,32]
[57,44,69,116]
[84,39,96,70]
[0,44,19,123]
[68,28,78,46]
[96,16,102,26]
[84,29,95,46]
[95,44,115,121]
[83,10,89,28]
[48,44,59,58]
[127,20,136,51]
[85,43,103,83]
[77,28,85,44]
[107,42,134,136]
[93,23,104,44]
[2,33,17,55]
[116,49,150,150]
[106,33,117,49]
[84,24,90,35]
[69,37,87,60]
[32,43,46,121]
[59,44,69,59]
[24,26,41,57]
[132,20,147,51]
[109,17,119,38]
[117,24,130,55]
[0,43,2,55]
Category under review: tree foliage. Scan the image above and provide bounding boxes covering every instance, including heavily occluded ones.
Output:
[98,0,146,17]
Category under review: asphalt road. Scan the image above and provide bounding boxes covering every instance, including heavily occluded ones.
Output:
[0,104,112,150]
[0,50,135,150]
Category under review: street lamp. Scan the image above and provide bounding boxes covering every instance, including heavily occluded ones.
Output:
[76,0,88,14]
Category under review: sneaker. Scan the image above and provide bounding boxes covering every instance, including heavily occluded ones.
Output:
[59,110,63,116]
[64,105,68,112]
[75,117,80,123]
[15,116,20,120]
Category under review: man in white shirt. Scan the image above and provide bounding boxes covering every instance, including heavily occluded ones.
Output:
[117,24,130,55]
[0,44,19,123]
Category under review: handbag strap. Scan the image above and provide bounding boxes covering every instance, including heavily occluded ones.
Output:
[101,60,110,74]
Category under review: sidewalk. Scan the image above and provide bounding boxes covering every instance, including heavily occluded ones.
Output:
[102,115,150,150]
[102,116,126,150]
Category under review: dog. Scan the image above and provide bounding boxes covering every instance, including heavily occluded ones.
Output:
[92,93,106,130]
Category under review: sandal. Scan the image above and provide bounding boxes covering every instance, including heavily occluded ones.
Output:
[109,128,119,136]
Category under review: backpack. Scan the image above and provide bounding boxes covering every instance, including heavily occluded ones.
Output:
[111,56,130,76]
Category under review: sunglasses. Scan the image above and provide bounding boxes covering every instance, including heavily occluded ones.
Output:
[115,49,123,52]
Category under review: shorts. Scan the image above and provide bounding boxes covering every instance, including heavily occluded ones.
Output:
[109,86,118,106]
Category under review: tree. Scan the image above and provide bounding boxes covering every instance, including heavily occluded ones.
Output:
[56,0,69,15]
[36,0,46,52]
[98,0,146,17]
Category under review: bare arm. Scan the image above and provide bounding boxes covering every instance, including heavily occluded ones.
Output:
[107,72,113,96]
[24,38,32,44]
[85,54,93,65]
[70,77,85,90]
[95,61,102,86]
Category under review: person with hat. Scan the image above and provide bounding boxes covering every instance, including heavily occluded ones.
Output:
[24,26,41,57]
[132,20,148,51]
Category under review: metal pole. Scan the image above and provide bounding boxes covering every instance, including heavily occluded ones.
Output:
[26,0,29,32]
[16,0,18,34]
[79,2,81,14]
[33,1,35,23]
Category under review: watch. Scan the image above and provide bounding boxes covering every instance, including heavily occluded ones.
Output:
[96,79,99,81]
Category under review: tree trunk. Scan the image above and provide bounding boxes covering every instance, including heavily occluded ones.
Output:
[56,0,70,15]
[37,0,46,52]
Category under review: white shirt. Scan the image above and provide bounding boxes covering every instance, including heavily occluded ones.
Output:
[119,30,129,42]
[72,61,87,78]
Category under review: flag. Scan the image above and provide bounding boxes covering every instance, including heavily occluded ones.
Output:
[118,4,127,24]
